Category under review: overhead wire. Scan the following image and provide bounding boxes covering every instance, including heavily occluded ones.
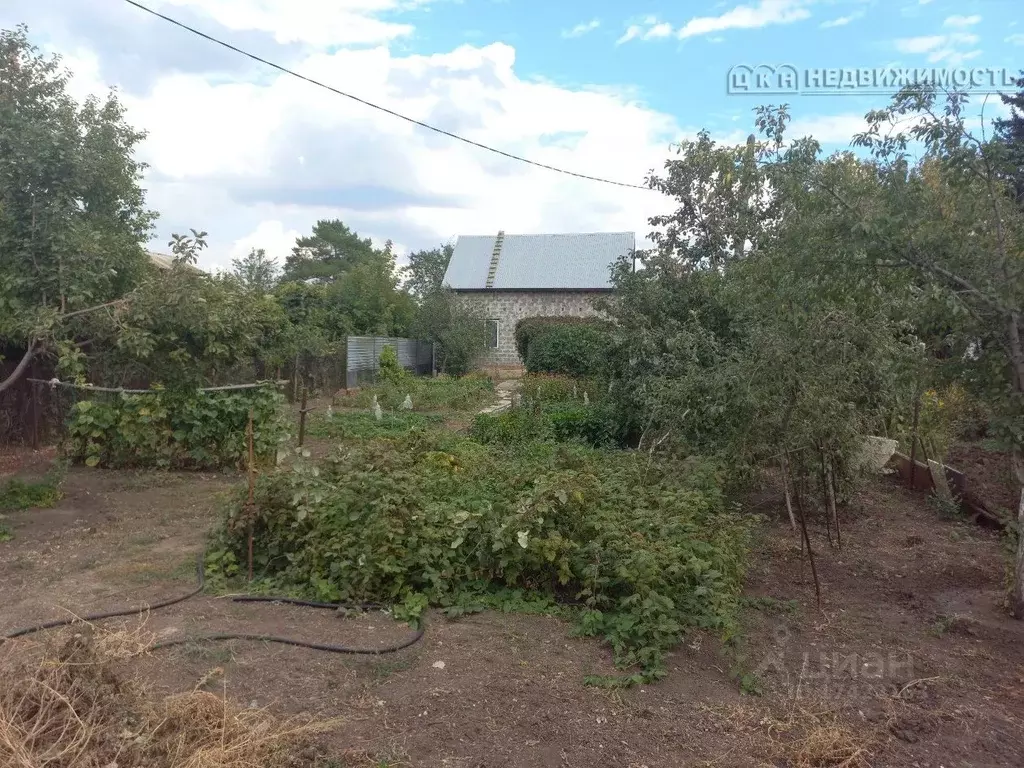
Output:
[120,0,655,191]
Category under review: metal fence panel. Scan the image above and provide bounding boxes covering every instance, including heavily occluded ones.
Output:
[345,336,435,388]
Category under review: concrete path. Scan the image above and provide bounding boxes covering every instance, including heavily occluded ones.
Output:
[477,379,520,415]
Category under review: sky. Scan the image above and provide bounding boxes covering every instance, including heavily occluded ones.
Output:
[1,0,1021,272]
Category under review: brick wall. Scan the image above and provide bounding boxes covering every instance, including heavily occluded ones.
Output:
[456,290,609,365]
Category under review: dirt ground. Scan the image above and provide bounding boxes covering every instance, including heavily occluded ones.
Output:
[947,442,1021,518]
[2,453,1024,767]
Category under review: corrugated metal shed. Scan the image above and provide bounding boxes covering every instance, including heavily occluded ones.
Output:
[443,232,634,290]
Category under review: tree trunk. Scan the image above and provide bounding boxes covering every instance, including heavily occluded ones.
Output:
[1007,312,1024,619]
[1012,449,1024,619]
[0,342,35,395]
[780,455,797,532]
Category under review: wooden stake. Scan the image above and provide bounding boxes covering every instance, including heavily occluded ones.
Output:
[909,389,922,489]
[791,454,821,609]
[818,447,834,549]
[828,461,841,551]
[246,407,255,583]
[298,386,308,447]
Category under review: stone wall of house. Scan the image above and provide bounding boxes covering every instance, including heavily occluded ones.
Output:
[456,290,608,366]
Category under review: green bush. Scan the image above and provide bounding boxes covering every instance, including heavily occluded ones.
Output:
[470,408,548,445]
[545,403,621,447]
[514,316,596,363]
[471,402,621,448]
[67,387,283,469]
[524,323,610,378]
[213,433,752,685]
[377,344,405,385]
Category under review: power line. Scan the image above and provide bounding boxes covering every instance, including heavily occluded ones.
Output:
[121,0,654,191]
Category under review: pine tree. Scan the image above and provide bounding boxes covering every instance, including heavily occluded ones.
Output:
[995,69,1024,205]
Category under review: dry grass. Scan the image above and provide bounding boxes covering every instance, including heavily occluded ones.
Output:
[0,623,337,768]
[764,707,873,768]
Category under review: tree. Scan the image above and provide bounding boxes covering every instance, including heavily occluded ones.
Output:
[994,70,1024,206]
[0,25,155,393]
[411,290,488,375]
[283,219,377,283]
[402,242,453,298]
[231,247,279,296]
[849,86,1024,616]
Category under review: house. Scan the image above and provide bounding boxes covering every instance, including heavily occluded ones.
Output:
[442,231,635,369]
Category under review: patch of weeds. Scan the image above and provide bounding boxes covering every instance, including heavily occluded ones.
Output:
[369,657,413,683]
[182,638,236,664]
[741,595,800,615]
[0,519,13,542]
[307,411,444,440]
[0,460,66,511]
[929,613,975,637]
[336,373,495,413]
[927,492,963,520]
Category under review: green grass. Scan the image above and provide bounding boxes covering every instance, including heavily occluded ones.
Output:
[335,373,495,412]
[0,462,66,512]
[307,411,445,440]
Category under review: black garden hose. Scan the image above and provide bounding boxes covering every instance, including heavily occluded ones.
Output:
[2,553,425,655]
[2,553,208,641]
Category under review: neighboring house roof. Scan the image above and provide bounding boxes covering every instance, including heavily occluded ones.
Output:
[147,250,204,273]
[148,251,174,269]
[443,231,635,290]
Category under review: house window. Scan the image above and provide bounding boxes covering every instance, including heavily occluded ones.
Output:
[486,319,499,349]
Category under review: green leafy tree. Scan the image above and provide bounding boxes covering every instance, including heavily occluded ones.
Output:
[231,247,279,296]
[411,290,488,376]
[402,242,453,298]
[0,25,155,393]
[995,70,1024,205]
[283,219,377,283]
[849,86,1024,615]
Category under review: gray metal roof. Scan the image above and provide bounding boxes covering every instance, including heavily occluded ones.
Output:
[443,232,634,290]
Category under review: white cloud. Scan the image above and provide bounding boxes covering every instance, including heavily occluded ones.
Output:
[148,0,431,46]
[229,220,302,263]
[943,15,982,28]
[616,16,672,45]
[895,35,947,54]
[787,113,871,145]
[676,0,812,40]
[616,2,813,45]
[1006,33,1024,46]
[820,12,863,29]
[562,19,600,39]
[80,40,688,270]
[894,32,981,65]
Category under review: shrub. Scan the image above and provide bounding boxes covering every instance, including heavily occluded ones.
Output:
[377,344,405,385]
[67,387,283,469]
[524,323,610,378]
[514,316,596,363]
[470,408,548,445]
[545,403,621,447]
[471,402,621,448]
[213,433,752,685]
